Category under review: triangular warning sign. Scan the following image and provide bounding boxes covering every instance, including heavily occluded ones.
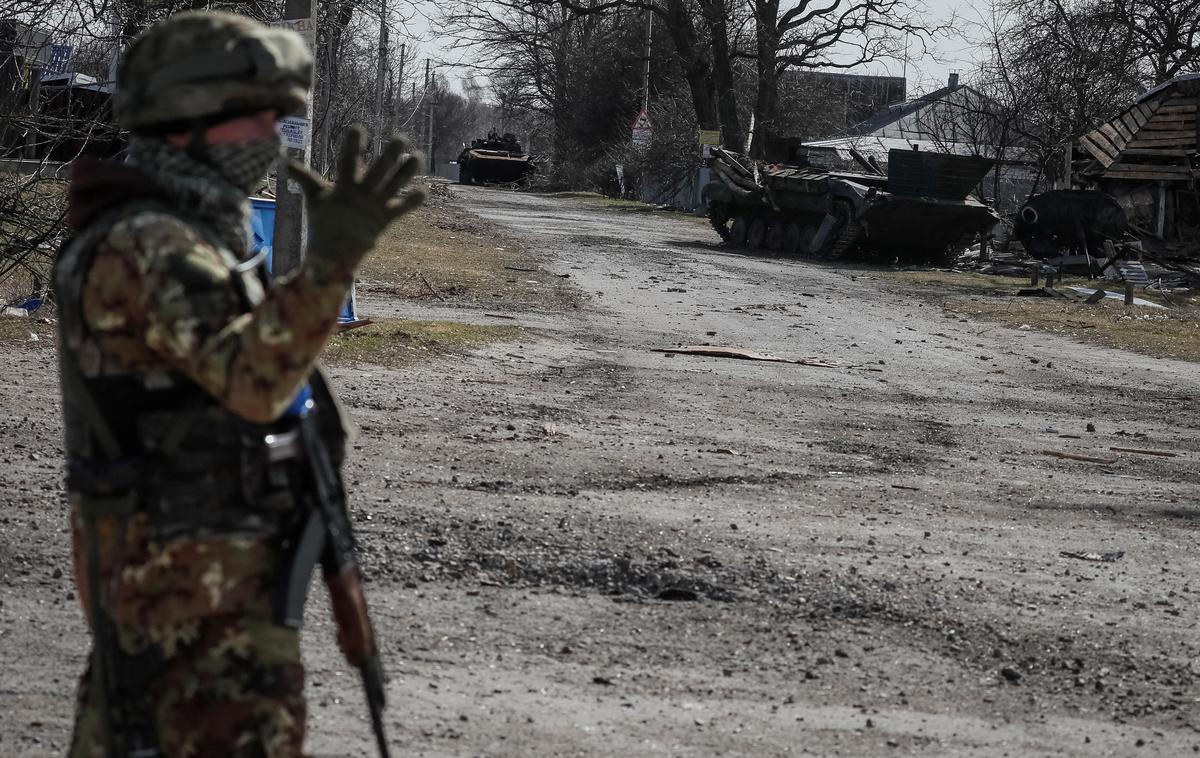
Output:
[632,108,652,130]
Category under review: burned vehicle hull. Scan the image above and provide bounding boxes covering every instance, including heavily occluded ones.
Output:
[458,131,536,185]
[1013,189,1126,259]
[704,148,998,264]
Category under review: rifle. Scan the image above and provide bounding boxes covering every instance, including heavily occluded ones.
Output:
[294,405,392,758]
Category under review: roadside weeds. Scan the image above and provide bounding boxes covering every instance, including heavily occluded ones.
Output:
[878,269,1200,362]
[322,318,525,368]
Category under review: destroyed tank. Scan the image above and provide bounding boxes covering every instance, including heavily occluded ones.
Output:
[457,130,536,185]
[704,147,999,264]
[1012,189,1126,259]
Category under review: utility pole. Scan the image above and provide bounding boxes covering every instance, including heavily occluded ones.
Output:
[25,67,42,160]
[271,0,316,276]
[641,9,652,114]
[639,9,653,203]
[372,0,387,159]
[424,58,433,171]
[391,42,406,137]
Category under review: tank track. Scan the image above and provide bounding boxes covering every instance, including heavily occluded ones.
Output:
[708,205,731,243]
[825,218,862,261]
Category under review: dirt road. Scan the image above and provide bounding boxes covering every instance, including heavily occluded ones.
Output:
[2,186,1198,756]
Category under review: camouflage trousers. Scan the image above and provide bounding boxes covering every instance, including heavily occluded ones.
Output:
[69,613,309,757]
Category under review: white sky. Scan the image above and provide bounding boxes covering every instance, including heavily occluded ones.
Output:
[401,0,984,99]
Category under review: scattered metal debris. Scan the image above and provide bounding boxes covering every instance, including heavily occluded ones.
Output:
[653,345,844,368]
[1060,549,1125,563]
[1043,449,1119,464]
[1065,287,1165,309]
[1108,446,1177,458]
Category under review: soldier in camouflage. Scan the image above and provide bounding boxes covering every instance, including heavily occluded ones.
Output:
[57,11,423,757]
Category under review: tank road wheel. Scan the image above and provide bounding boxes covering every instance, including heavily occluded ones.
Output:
[782,223,802,256]
[765,222,784,255]
[728,217,750,247]
[747,218,768,249]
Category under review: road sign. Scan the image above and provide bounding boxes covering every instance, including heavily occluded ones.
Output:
[698,129,720,146]
[632,107,653,146]
[277,116,310,150]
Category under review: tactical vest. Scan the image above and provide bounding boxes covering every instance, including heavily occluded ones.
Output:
[55,200,347,537]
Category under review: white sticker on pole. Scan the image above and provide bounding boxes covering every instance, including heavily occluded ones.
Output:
[278,117,310,150]
[269,18,315,48]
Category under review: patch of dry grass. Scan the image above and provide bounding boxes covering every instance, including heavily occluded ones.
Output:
[358,183,579,311]
[0,315,55,349]
[881,269,1028,294]
[322,318,525,368]
[879,269,1200,362]
[945,297,1200,362]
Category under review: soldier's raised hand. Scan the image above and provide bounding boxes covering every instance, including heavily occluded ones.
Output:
[289,124,426,282]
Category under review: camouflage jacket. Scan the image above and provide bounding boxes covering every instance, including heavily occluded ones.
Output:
[62,157,350,642]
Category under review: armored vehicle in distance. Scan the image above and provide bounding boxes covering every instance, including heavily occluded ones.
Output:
[704,147,999,264]
[457,130,536,185]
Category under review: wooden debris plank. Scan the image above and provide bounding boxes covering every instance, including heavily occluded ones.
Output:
[1127,129,1195,141]
[1043,449,1118,464]
[1121,112,1142,135]
[1145,113,1195,123]
[1099,120,1128,144]
[1157,104,1197,115]
[1119,148,1192,156]
[1130,108,1148,128]
[1100,122,1130,147]
[1079,134,1117,166]
[1109,446,1178,457]
[1104,168,1192,181]
[1109,161,1190,172]
[1126,140,1196,150]
[1087,130,1122,157]
[1142,119,1197,131]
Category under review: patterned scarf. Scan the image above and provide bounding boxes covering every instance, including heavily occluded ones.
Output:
[126,137,268,258]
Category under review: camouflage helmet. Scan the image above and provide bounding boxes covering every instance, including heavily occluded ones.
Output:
[115,11,311,132]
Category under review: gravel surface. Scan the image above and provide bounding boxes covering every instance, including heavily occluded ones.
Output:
[1,185,1198,756]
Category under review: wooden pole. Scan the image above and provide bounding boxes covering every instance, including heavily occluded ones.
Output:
[372,0,387,159]
[271,0,316,277]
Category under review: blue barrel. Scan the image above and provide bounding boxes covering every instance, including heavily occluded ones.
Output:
[249,197,276,271]
[248,196,357,322]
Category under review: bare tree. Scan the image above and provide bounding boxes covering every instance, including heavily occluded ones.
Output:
[745,0,939,157]
[1109,0,1200,84]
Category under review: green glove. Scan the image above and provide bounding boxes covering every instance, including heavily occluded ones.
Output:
[288,124,426,283]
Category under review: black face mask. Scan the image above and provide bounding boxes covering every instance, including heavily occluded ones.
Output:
[203,133,283,194]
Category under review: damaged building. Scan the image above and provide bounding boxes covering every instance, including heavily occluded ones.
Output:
[1076,74,1200,252]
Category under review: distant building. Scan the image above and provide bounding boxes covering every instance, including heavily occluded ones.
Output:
[787,71,908,131]
[802,74,1038,212]
[1,19,118,161]
[765,71,907,160]
[1076,73,1200,243]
